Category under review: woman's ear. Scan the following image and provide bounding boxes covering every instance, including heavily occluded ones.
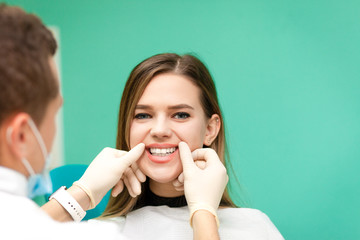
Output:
[203,114,220,146]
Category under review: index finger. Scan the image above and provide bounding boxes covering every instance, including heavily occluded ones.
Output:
[178,142,195,173]
[119,143,145,167]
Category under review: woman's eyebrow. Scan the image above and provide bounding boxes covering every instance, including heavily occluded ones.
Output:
[135,104,194,110]
[168,104,194,110]
[135,104,152,109]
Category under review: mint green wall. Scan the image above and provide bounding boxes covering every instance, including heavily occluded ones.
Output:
[4,0,360,239]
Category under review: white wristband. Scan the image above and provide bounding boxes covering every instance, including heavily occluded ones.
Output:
[49,186,86,222]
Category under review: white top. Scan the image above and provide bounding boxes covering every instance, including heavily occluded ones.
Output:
[1,165,284,240]
[0,166,127,240]
[96,205,284,239]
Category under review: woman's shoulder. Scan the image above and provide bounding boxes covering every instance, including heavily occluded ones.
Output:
[219,207,284,239]
[219,207,276,225]
[219,207,268,216]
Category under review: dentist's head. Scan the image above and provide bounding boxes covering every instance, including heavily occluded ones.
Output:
[0,4,62,197]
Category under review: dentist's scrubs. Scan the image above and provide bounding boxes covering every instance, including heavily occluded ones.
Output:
[0,166,128,240]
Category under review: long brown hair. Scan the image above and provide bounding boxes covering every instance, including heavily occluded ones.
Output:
[102,53,237,218]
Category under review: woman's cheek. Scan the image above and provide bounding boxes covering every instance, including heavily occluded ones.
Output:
[129,124,146,148]
[176,122,206,150]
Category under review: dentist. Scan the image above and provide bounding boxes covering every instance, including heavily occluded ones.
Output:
[0,4,227,240]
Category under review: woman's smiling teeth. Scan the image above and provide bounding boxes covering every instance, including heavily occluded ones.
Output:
[149,147,177,156]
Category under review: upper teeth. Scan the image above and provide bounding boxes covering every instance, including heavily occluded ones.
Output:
[150,147,176,155]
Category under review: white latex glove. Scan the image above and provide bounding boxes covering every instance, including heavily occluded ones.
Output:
[179,142,228,227]
[173,161,206,191]
[73,143,145,209]
[120,161,146,197]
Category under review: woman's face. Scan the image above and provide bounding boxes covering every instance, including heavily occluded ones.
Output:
[129,73,210,185]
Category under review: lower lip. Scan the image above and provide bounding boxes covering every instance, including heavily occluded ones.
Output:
[146,148,178,164]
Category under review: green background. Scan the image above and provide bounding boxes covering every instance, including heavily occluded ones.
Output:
[4,0,360,239]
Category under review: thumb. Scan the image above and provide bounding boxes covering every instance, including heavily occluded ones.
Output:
[178,142,195,174]
[118,143,145,170]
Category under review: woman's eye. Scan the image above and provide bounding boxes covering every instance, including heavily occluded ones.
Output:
[134,113,151,119]
[173,112,190,119]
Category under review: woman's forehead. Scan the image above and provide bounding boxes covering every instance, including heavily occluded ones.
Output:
[138,73,201,104]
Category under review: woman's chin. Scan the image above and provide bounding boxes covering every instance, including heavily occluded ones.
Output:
[146,170,181,184]
[148,174,184,197]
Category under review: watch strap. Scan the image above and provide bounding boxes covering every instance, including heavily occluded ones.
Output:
[49,186,86,222]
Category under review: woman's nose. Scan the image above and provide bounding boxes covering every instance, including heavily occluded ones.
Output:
[150,118,172,139]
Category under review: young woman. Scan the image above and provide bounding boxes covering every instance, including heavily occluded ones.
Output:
[100,53,284,239]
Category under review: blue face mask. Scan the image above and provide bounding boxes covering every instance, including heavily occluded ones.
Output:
[21,156,53,199]
[7,118,53,198]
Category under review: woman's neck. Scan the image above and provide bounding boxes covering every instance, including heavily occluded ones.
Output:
[149,179,184,197]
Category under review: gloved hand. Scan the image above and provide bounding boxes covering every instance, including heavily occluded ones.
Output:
[178,142,228,227]
[173,161,206,191]
[118,161,146,198]
[73,143,145,209]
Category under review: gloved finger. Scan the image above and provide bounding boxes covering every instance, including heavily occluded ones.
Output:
[195,160,206,169]
[113,149,127,158]
[178,142,195,173]
[131,162,146,182]
[174,185,184,191]
[124,167,142,196]
[191,148,220,166]
[172,178,183,187]
[111,179,124,197]
[123,176,136,198]
[177,172,184,183]
[135,169,146,182]
[172,177,184,191]
[117,143,145,173]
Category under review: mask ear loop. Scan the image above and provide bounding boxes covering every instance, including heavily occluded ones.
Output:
[6,126,36,176]
[27,118,48,161]
[20,157,36,176]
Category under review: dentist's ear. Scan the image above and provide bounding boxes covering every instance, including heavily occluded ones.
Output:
[6,126,13,144]
[203,114,220,146]
[5,113,32,159]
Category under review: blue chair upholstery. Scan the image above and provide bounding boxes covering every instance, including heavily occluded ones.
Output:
[45,164,110,221]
